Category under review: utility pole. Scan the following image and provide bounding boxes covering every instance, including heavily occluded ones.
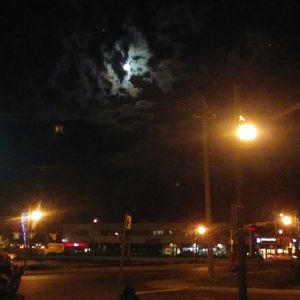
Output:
[234,85,248,300]
[202,100,215,279]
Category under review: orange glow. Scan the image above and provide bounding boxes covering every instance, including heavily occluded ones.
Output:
[30,210,43,221]
[282,215,292,226]
[237,123,257,141]
[197,225,206,235]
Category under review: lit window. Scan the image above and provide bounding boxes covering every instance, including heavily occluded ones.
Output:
[54,125,64,134]
[153,230,164,236]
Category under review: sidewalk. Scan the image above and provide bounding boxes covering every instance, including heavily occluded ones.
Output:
[146,278,300,297]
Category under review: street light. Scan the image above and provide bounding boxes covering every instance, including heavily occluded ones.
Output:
[282,215,292,226]
[21,209,45,248]
[197,225,206,235]
[280,214,293,255]
[30,210,44,221]
[237,122,257,141]
[235,115,257,300]
[194,225,207,263]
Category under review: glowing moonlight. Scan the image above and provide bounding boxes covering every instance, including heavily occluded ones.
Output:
[123,63,131,72]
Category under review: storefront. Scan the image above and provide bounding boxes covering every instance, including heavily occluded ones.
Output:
[256,236,296,259]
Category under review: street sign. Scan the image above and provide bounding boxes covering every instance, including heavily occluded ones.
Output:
[125,214,132,230]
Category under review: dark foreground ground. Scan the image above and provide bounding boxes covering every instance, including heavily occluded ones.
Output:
[18,261,300,300]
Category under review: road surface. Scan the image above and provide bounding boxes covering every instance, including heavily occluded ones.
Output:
[19,263,300,300]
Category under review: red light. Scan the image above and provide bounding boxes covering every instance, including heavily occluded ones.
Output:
[246,225,256,232]
[64,242,88,248]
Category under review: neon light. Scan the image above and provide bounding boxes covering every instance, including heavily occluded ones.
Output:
[64,242,88,248]
[21,212,29,247]
[257,237,276,242]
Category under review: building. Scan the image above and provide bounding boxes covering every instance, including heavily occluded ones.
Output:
[63,222,231,257]
[250,221,298,258]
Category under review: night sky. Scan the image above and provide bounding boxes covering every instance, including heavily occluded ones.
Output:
[1,0,300,226]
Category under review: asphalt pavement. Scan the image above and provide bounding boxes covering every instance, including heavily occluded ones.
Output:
[18,263,300,300]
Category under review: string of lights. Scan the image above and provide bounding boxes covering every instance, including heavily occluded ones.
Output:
[21,212,29,247]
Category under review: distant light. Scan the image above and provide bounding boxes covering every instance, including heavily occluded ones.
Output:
[279,213,284,218]
[93,218,98,223]
[197,225,206,235]
[123,63,130,72]
[237,123,257,141]
[278,229,283,234]
[282,215,292,226]
[260,237,276,242]
[54,125,64,134]
[115,232,119,236]
[30,210,43,221]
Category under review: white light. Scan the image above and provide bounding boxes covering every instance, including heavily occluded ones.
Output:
[282,215,292,226]
[123,63,130,72]
[115,232,119,236]
[30,210,43,221]
[237,123,257,141]
[260,237,276,242]
[197,225,206,235]
[93,218,98,223]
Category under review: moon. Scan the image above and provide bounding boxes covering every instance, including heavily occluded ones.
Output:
[123,63,131,72]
